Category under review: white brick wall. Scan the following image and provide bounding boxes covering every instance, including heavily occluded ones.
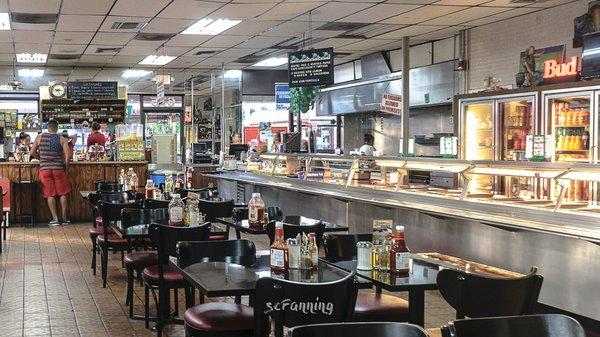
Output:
[467,0,588,91]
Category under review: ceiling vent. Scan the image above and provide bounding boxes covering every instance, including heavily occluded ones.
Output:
[276,36,326,49]
[95,47,122,53]
[11,13,58,24]
[334,52,352,58]
[194,50,218,56]
[317,22,369,31]
[48,54,81,60]
[235,54,263,64]
[134,33,176,41]
[111,22,147,30]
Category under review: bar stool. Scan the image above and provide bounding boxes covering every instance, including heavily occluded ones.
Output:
[14,164,37,226]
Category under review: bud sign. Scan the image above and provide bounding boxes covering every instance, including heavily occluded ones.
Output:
[543,56,580,83]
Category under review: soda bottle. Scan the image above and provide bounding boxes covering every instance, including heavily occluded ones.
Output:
[270,222,288,272]
[389,226,410,275]
[168,194,185,227]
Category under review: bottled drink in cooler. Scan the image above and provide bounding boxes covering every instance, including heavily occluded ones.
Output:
[168,194,185,226]
[248,193,266,229]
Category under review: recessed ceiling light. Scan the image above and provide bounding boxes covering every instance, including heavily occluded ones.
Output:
[223,70,242,78]
[181,18,241,35]
[139,55,177,66]
[0,13,10,30]
[16,53,47,63]
[18,68,44,77]
[122,69,152,78]
[252,57,288,67]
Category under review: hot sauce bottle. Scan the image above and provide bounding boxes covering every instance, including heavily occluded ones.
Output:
[389,225,410,275]
[270,222,288,272]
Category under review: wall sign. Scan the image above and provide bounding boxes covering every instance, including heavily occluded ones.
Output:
[156,80,165,106]
[288,48,334,87]
[543,56,580,84]
[380,93,402,115]
[275,83,290,111]
[67,81,118,99]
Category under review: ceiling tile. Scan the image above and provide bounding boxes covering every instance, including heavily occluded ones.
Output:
[84,45,122,55]
[385,0,436,3]
[13,30,54,44]
[223,20,283,36]
[10,0,60,13]
[184,46,226,56]
[413,25,465,40]
[0,43,13,54]
[209,3,276,19]
[312,37,363,49]
[61,0,114,14]
[57,15,105,32]
[465,7,539,26]
[11,23,55,31]
[235,36,289,49]
[158,0,225,19]
[481,0,528,6]
[91,32,137,45]
[214,48,261,58]
[50,44,87,54]
[0,31,11,43]
[118,45,159,56]
[99,16,152,32]
[200,35,249,48]
[165,35,212,47]
[143,18,196,34]
[435,0,487,4]
[78,55,110,65]
[336,38,398,51]
[54,32,94,45]
[293,2,374,22]
[376,25,446,39]
[0,0,7,11]
[261,20,323,37]
[525,0,574,7]
[259,2,326,20]
[110,0,172,17]
[337,4,421,23]
[381,5,468,24]
[106,55,145,66]
[424,6,510,25]
[15,43,51,55]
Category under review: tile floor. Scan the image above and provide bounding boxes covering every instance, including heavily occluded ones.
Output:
[0,224,454,337]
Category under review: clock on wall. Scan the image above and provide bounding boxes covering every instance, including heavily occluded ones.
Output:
[49,81,67,99]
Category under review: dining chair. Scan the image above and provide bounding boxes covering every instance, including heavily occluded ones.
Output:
[440,314,585,337]
[288,322,429,337]
[178,239,256,305]
[144,198,171,209]
[95,181,124,192]
[436,267,544,319]
[175,187,212,200]
[323,233,409,322]
[88,191,135,275]
[121,208,169,319]
[254,272,359,337]
[199,198,234,240]
[266,221,325,247]
[97,199,143,288]
[143,222,211,337]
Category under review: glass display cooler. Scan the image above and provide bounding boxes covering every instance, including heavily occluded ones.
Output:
[141,94,184,160]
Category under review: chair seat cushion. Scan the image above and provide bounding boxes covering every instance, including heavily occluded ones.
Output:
[124,251,157,268]
[143,264,184,283]
[95,216,103,224]
[353,292,409,320]
[89,227,114,235]
[209,235,227,241]
[184,302,254,332]
[96,234,128,245]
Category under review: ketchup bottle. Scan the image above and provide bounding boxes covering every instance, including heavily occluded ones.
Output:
[389,226,410,275]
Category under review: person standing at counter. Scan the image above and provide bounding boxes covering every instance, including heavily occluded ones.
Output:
[86,122,106,148]
[62,130,77,160]
[30,120,72,226]
[359,133,377,156]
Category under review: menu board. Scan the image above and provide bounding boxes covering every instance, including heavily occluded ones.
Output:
[288,48,334,87]
[67,81,118,99]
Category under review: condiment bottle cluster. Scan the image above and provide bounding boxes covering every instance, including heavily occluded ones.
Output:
[270,223,319,272]
[357,226,410,275]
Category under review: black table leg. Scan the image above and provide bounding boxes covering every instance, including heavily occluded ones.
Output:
[236,229,241,239]
[408,288,425,327]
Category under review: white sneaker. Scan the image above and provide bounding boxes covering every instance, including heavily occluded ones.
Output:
[49,220,61,227]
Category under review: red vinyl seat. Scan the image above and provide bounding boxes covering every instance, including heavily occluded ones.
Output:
[89,227,114,235]
[184,302,254,332]
[96,234,128,245]
[209,235,227,241]
[124,251,157,267]
[142,264,184,283]
[352,292,409,322]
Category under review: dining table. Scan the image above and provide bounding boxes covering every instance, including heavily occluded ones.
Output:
[217,215,349,239]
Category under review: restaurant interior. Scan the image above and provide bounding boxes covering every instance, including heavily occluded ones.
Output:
[0,0,597,336]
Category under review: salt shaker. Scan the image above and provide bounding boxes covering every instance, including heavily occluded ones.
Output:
[287,238,300,269]
[356,241,372,270]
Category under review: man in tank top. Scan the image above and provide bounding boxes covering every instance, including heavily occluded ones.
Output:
[30,120,72,226]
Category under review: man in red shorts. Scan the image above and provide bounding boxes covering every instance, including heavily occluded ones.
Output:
[30,120,71,226]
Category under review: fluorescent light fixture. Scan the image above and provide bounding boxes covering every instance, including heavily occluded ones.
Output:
[252,57,288,67]
[18,68,44,77]
[122,69,152,78]
[139,55,177,66]
[181,18,241,35]
[223,69,242,78]
[0,13,10,30]
[16,53,47,63]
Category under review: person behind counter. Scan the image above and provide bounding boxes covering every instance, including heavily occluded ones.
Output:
[86,121,106,148]
[29,120,72,226]
[61,130,78,160]
[15,132,32,162]
[359,133,377,156]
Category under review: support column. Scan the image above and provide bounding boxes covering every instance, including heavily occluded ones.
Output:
[401,36,410,155]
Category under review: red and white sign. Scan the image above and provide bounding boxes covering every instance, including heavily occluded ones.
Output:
[380,93,402,115]
[543,56,579,82]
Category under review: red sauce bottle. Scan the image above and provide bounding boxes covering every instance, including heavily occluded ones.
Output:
[270,223,288,272]
[389,226,410,275]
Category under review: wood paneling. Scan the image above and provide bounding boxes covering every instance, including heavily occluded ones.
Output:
[192,165,219,188]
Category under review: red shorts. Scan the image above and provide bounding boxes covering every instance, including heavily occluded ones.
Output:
[39,169,71,198]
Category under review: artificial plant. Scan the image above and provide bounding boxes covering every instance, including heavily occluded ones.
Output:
[289,86,319,115]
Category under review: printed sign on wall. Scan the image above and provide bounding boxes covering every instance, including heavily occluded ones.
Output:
[288,48,334,87]
[380,93,402,115]
[275,83,290,111]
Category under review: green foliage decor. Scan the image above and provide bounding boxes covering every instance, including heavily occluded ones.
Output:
[289,86,319,115]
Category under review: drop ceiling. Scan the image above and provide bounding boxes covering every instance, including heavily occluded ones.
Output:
[0,0,575,92]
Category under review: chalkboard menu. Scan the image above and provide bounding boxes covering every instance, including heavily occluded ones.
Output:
[67,81,118,99]
[288,48,334,87]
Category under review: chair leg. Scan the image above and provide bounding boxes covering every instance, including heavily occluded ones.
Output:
[126,268,134,317]
[2,212,6,240]
[151,287,162,337]
[101,247,108,288]
[91,237,97,275]
[173,288,179,316]
[199,291,205,304]
[144,284,150,329]
[234,295,241,304]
